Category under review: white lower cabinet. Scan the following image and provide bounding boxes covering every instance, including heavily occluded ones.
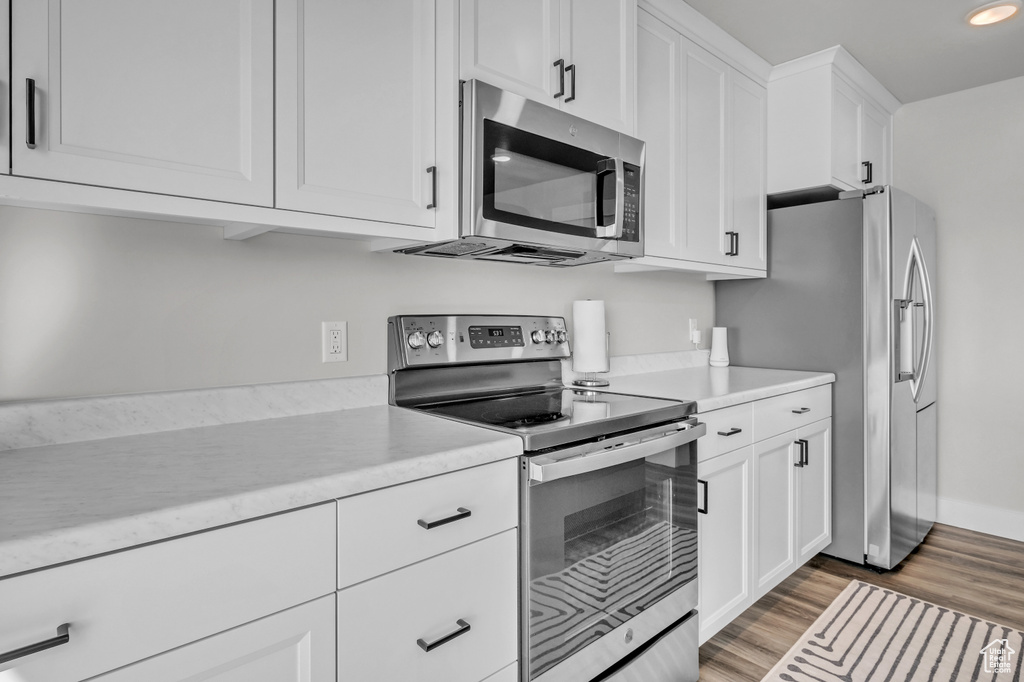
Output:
[696,384,833,644]
[337,530,518,682]
[0,503,337,682]
[696,446,752,644]
[90,596,336,682]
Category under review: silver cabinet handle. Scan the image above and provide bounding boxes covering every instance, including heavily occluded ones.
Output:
[792,407,810,414]
[417,619,471,652]
[0,623,70,665]
[717,427,742,437]
[25,78,37,149]
[417,507,471,530]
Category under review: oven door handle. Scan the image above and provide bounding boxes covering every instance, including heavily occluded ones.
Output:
[528,421,706,483]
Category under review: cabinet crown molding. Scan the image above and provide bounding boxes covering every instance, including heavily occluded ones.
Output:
[769,45,902,114]
[639,0,771,83]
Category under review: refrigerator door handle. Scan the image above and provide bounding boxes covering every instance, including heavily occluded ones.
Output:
[914,237,935,403]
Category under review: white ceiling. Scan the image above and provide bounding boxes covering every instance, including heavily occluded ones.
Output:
[680,0,1024,103]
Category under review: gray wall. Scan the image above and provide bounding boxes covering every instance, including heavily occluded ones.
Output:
[894,75,1024,524]
[0,206,714,402]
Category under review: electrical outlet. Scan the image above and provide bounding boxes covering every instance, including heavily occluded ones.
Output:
[688,318,699,345]
[322,321,348,363]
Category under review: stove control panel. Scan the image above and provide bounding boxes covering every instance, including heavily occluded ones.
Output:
[388,315,570,369]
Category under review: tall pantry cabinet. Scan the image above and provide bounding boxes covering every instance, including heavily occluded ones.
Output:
[10,0,275,205]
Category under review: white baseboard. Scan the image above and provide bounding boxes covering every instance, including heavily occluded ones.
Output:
[936,497,1024,543]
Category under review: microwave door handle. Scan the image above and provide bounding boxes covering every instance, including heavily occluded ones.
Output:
[528,422,706,483]
[595,157,625,239]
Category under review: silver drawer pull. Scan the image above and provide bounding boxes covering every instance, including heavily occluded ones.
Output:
[0,623,70,665]
[417,507,471,530]
[792,407,811,414]
[417,619,471,652]
[717,427,742,437]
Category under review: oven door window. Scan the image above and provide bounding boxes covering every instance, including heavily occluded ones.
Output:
[483,119,617,237]
[526,445,697,680]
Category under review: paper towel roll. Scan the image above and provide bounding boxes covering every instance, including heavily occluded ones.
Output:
[709,327,730,367]
[572,300,609,373]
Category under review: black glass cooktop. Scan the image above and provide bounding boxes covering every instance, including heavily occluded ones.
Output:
[419,388,693,452]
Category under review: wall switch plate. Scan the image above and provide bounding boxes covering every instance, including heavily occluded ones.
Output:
[322,321,348,363]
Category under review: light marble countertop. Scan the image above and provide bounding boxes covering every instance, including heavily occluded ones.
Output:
[0,405,521,578]
[598,365,835,412]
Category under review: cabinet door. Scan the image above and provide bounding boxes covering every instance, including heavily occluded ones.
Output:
[830,76,862,190]
[561,0,635,134]
[11,0,274,205]
[460,0,560,105]
[89,596,335,682]
[277,0,456,230]
[681,38,729,266]
[753,433,796,598]
[727,73,766,271]
[636,10,683,259]
[796,419,832,565]
[861,98,890,187]
[697,446,752,644]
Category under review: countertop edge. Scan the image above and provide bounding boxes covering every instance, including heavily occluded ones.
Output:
[694,372,836,412]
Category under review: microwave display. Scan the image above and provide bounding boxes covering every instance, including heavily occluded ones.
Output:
[483,120,639,242]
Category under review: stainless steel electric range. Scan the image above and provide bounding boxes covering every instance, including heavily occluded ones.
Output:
[387,314,705,682]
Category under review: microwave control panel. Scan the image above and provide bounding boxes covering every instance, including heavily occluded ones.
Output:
[621,163,641,243]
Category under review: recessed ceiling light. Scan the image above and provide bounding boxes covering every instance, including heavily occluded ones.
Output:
[967,0,1020,25]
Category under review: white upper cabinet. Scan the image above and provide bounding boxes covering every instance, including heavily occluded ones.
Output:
[619,7,766,280]
[460,0,635,134]
[276,0,458,236]
[767,46,899,195]
[10,0,274,205]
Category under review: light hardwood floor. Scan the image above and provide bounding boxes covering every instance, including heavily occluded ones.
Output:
[699,523,1024,681]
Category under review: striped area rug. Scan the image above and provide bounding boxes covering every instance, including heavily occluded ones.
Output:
[763,580,1024,681]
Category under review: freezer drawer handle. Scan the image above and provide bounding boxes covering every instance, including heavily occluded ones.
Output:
[417,507,472,530]
[794,439,809,467]
[717,427,742,437]
[791,407,810,414]
[697,479,709,514]
[417,619,471,652]
[0,623,70,665]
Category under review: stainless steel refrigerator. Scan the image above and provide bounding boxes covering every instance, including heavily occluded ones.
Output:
[716,186,937,569]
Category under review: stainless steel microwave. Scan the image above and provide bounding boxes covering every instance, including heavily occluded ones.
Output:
[399,80,645,267]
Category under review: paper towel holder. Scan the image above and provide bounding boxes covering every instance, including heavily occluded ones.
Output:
[573,332,611,387]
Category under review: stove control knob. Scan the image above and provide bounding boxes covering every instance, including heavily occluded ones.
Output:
[555,330,567,344]
[544,331,554,344]
[407,331,427,349]
[531,330,546,344]
[426,330,444,348]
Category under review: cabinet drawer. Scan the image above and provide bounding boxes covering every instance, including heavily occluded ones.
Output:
[337,458,517,589]
[89,595,336,682]
[337,529,518,682]
[752,385,832,441]
[0,503,336,682]
[696,403,753,462]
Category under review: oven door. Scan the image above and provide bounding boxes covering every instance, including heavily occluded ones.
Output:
[521,421,705,682]
[464,80,643,258]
